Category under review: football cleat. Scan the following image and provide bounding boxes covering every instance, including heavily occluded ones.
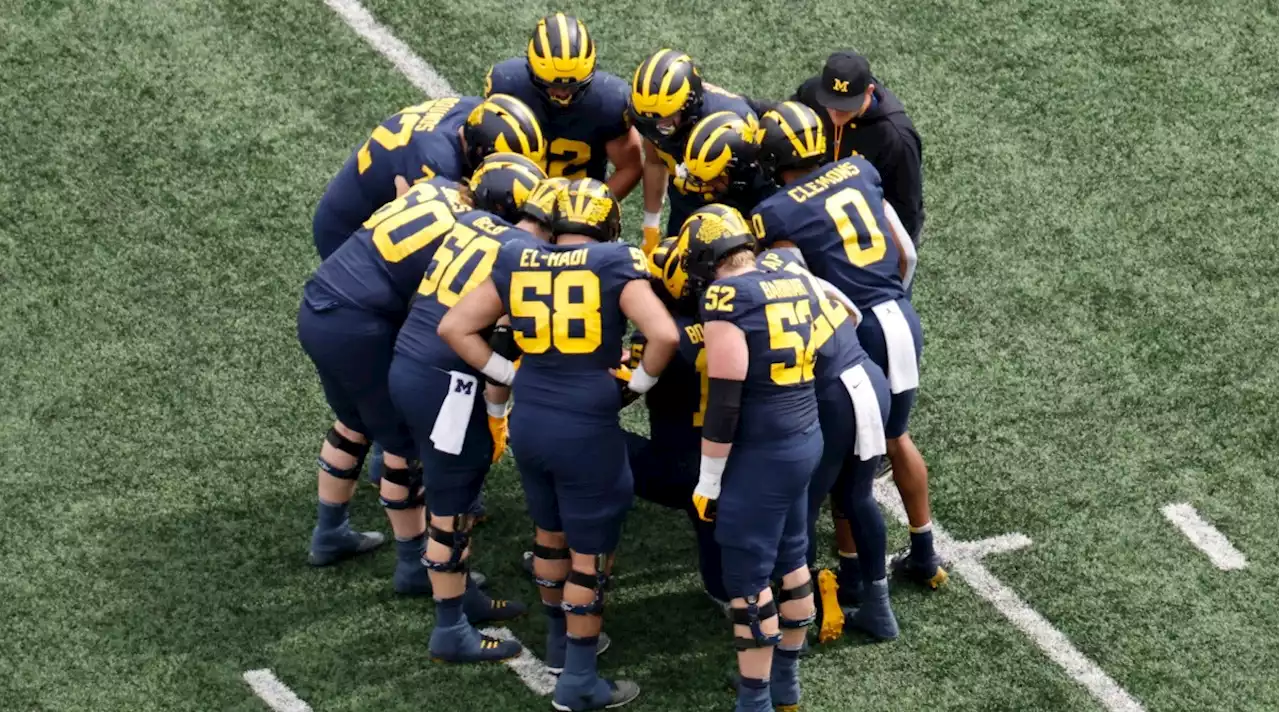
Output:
[428,621,521,664]
[552,677,640,711]
[844,579,899,641]
[815,569,845,644]
[890,547,950,590]
[307,526,385,567]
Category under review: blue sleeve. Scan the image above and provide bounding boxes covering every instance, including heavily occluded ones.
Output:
[698,275,753,326]
[597,78,633,142]
[603,244,652,285]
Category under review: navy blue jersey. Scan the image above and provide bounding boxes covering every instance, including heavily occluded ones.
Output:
[757,249,868,384]
[492,239,651,417]
[312,97,478,258]
[751,156,906,310]
[632,311,705,453]
[486,59,630,181]
[308,177,481,317]
[650,87,757,203]
[699,269,821,442]
[394,217,538,369]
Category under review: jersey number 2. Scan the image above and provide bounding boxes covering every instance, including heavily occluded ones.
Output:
[510,270,602,354]
[547,138,592,179]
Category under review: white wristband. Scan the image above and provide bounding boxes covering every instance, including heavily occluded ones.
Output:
[695,455,727,500]
[626,363,659,394]
[484,398,510,418]
[642,211,662,229]
[480,352,516,386]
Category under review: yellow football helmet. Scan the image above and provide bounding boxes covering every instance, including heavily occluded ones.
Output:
[527,14,596,106]
[648,236,690,303]
[683,111,760,190]
[463,94,547,172]
[468,153,547,223]
[756,101,827,179]
[630,50,703,140]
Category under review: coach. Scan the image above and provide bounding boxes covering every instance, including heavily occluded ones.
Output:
[792,51,925,244]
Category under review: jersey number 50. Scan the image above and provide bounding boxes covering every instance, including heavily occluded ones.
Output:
[509,270,602,354]
[825,187,887,267]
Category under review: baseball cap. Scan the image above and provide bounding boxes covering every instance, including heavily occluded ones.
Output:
[815,51,872,111]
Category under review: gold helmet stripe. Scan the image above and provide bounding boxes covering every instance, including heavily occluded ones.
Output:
[555,13,570,60]
[535,18,551,58]
[640,49,671,97]
[577,21,590,61]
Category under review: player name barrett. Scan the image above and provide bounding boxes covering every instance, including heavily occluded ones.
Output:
[519,247,590,268]
[760,277,809,300]
[786,161,862,203]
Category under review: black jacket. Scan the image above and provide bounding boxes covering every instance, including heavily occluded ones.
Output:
[791,76,925,241]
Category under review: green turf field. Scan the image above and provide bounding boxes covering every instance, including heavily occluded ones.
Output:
[2,0,1277,710]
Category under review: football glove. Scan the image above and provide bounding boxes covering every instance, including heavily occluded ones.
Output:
[487,414,508,464]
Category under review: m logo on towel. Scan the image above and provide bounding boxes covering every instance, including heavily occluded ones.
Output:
[454,379,474,395]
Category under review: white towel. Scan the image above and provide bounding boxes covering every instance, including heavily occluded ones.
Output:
[869,300,919,393]
[430,371,477,456]
[841,363,887,460]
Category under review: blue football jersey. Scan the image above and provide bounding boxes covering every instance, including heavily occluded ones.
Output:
[751,156,906,310]
[486,59,631,181]
[756,249,868,384]
[312,97,479,258]
[307,177,480,317]
[394,215,538,369]
[491,239,650,418]
[699,269,821,442]
[632,311,706,453]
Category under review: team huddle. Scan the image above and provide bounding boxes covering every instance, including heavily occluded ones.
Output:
[299,13,941,712]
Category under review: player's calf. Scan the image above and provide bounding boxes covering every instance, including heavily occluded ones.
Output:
[729,586,783,712]
[772,567,814,711]
[309,424,384,566]
[552,550,637,711]
[886,434,949,589]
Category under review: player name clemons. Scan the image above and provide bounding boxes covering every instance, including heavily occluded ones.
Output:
[785,160,862,203]
[519,247,591,268]
[759,277,809,300]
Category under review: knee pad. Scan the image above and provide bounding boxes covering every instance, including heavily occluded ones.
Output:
[379,463,425,510]
[532,543,570,589]
[561,554,609,616]
[776,580,816,629]
[422,516,471,573]
[731,594,783,649]
[318,427,370,480]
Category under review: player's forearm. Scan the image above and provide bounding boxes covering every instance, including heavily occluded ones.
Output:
[607,161,642,201]
[641,145,668,215]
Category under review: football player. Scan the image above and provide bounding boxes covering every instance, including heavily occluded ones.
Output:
[751,102,946,590]
[620,207,760,611]
[680,111,775,216]
[756,248,898,642]
[438,179,679,710]
[386,154,548,663]
[312,94,546,259]
[628,50,760,252]
[296,160,532,598]
[684,211,822,712]
[486,14,642,199]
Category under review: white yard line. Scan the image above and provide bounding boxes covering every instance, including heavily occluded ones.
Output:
[320,3,1146,709]
[873,479,1145,712]
[480,627,558,696]
[243,669,314,712]
[322,0,457,97]
[1161,503,1248,571]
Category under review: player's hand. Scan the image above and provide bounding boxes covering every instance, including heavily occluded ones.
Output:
[642,226,662,255]
[487,415,508,464]
[394,175,411,197]
[692,479,721,522]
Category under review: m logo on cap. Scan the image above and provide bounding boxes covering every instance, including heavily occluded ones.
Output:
[832,78,850,93]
